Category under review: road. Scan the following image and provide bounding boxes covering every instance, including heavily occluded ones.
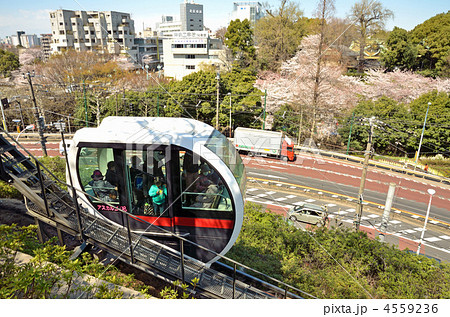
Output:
[242,153,450,262]
[243,153,450,225]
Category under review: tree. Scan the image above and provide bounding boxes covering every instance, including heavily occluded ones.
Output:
[215,27,227,42]
[348,0,393,73]
[256,35,357,141]
[381,27,418,71]
[409,91,450,156]
[152,69,263,130]
[224,19,256,69]
[37,50,121,88]
[254,0,309,71]
[339,91,450,157]
[0,49,20,77]
[410,11,450,77]
[309,0,336,142]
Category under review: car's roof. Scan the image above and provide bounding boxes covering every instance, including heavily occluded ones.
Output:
[292,202,324,211]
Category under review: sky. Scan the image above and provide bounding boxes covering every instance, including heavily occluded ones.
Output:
[0,0,448,39]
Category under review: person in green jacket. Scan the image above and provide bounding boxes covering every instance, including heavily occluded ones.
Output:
[148,177,167,216]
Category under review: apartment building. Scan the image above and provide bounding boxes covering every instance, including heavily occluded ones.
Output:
[4,31,40,48]
[40,34,52,60]
[49,9,137,60]
[163,31,226,80]
[135,37,163,70]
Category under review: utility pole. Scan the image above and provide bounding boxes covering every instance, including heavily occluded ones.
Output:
[24,71,47,156]
[346,112,355,155]
[83,79,88,127]
[415,102,431,168]
[215,72,220,130]
[354,117,375,230]
[379,183,396,242]
[263,89,267,130]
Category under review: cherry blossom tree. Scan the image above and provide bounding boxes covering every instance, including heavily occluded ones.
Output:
[256,35,360,141]
[255,35,450,143]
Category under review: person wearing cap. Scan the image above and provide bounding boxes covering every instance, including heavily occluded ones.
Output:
[195,164,213,193]
[90,169,117,202]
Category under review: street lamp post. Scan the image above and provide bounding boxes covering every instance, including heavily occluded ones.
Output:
[416,188,436,255]
[415,102,431,167]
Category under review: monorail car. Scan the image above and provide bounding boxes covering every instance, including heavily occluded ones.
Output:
[67,117,246,263]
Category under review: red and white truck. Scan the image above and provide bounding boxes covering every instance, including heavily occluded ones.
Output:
[233,127,295,161]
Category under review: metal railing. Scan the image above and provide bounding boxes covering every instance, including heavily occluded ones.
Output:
[1,128,315,299]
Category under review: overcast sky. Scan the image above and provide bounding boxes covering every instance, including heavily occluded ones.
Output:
[0,0,448,38]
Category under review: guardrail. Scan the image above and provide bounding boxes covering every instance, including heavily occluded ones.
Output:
[294,146,450,186]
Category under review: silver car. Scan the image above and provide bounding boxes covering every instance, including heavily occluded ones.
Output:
[288,202,328,226]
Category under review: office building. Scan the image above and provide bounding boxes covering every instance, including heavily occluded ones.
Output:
[230,2,264,24]
[156,1,204,36]
[163,31,226,80]
[180,0,204,31]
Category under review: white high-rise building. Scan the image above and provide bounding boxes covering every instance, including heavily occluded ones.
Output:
[230,2,264,24]
[20,34,40,48]
[156,16,182,36]
[49,9,137,60]
[156,1,204,36]
[163,31,227,80]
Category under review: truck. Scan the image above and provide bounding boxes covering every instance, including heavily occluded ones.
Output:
[233,127,295,161]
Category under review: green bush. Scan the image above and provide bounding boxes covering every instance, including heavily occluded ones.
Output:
[0,224,150,298]
[38,156,66,183]
[0,180,22,199]
[226,203,450,299]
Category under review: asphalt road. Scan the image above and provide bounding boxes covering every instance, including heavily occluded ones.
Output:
[243,154,450,225]
[242,153,450,262]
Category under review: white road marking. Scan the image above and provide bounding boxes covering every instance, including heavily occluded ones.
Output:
[249,172,288,179]
[424,237,442,242]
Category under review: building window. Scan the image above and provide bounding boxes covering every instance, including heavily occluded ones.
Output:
[186,54,195,59]
[59,30,65,35]
[186,65,195,70]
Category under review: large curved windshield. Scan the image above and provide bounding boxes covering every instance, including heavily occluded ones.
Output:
[204,130,246,196]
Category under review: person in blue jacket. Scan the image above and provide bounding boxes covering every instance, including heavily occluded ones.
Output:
[148,177,167,216]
